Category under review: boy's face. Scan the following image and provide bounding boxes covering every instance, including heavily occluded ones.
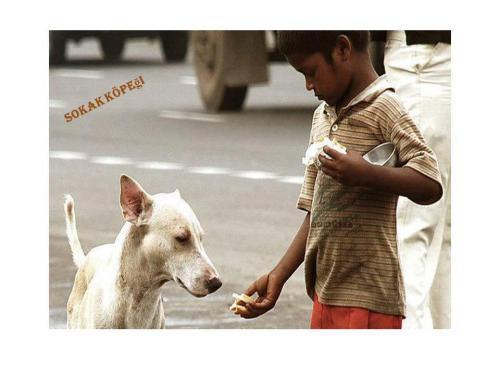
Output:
[287,50,352,108]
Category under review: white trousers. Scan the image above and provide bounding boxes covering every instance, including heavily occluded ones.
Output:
[384,31,451,329]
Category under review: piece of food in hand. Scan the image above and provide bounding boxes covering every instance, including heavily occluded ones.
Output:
[231,304,249,314]
[233,293,253,303]
[229,293,254,314]
[302,137,347,166]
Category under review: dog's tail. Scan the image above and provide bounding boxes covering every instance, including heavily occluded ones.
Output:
[64,195,86,269]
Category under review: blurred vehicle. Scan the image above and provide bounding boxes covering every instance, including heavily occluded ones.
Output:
[191,31,269,112]
[49,30,188,64]
[190,31,384,112]
[49,30,382,113]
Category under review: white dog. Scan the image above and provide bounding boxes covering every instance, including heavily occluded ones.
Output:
[64,175,222,328]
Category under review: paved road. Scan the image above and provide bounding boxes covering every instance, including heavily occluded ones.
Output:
[49,38,319,328]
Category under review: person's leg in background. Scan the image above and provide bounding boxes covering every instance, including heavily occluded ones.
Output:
[429,189,451,328]
[383,31,451,329]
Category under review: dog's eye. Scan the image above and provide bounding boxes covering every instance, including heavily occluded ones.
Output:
[174,229,190,243]
[174,228,191,243]
[175,235,188,243]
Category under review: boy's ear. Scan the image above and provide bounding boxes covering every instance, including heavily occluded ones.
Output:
[334,35,352,60]
[119,175,153,226]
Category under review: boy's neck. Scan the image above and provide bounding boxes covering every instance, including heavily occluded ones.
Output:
[335,59,379,113]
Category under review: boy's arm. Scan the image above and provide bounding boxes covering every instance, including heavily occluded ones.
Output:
[238,212,310,319]
[319,148,442,205]
[363,161,442,205]
[270,211,311,282]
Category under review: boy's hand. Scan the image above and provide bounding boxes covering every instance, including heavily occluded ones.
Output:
[237,272,285,319]
[318,146,371,186]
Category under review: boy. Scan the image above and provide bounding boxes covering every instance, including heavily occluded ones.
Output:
[236,31,443,329]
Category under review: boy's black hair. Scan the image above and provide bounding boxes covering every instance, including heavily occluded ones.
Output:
[277,31,371,63]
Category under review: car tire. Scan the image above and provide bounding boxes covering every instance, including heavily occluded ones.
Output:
[100,34,125,61]
[192,31,248,112]
[49,32,66,65]
[160,31,188,62]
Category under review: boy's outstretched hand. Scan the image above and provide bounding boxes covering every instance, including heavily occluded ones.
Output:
[318,146,371,186]
[237,272,285,319]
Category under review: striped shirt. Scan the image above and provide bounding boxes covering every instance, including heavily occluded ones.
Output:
[297,75,442,316]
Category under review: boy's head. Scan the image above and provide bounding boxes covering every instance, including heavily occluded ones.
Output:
[277,31,371,107]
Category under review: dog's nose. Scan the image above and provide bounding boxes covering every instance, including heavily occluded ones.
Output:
[206,276,222,293]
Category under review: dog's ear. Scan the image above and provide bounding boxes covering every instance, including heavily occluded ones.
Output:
[120,175,153,226]
[173,189,181,199]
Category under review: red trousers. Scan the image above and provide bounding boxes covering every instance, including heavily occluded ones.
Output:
[310,294,403,329]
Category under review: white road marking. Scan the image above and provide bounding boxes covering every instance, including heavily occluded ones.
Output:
[54,69,104,79]
[232,170,278,180]
[51,282,75,289]
[50,151,302,185]
[188,166,231,175]
[50,151,87,160]
[159,110,225,123]
[90,156,133,165]
[49,99,65,108]
[180,76,197,85]
[278,176,304,185]
[136,161,184,170]
[164,316,246,327]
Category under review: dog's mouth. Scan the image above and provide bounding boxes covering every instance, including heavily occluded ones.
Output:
[175,277,186,289]
[174,277,208,298]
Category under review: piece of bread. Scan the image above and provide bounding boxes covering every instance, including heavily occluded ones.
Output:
[233,293,253,303]
[229,293,254,314]
[302,137,347,166]
[230,304,249,314]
